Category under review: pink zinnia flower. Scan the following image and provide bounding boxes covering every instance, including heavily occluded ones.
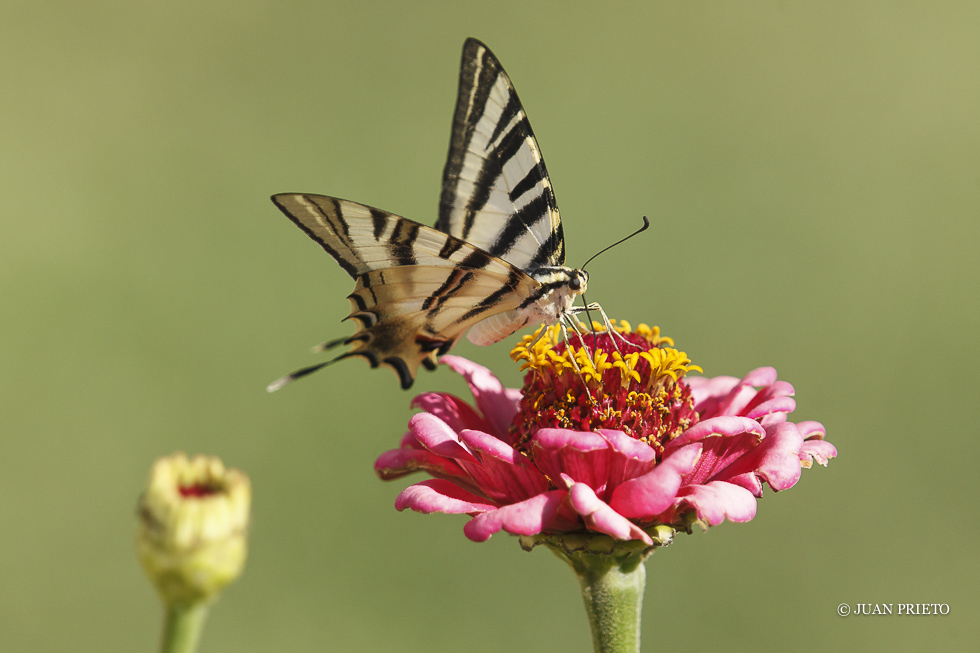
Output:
[375,322,836,545]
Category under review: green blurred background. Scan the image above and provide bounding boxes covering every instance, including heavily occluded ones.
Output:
[2,1,977,650]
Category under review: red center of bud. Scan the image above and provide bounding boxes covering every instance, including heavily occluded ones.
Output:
[178,483,222,498]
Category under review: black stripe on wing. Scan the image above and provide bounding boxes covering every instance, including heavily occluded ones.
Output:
[271,194,360,278]
[525,228,565,271]
[487,193,551,260]
[388,219,420,267]
[438,40,492,234]
[456,268,526,324]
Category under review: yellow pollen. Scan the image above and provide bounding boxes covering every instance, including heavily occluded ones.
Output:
[510,320,701,392]
[612,352,642,386]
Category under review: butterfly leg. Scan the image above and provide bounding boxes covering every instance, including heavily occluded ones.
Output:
[557,317,595,399]
[583,302,644,352]
[558,318,584,374]
[562,305,603,356]
[569,304,628,354]
[524,324,552,352]
[560,312,594,360]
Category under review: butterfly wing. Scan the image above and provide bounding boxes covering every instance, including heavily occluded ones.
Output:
[437,38,565,272]
[271,193,539,388]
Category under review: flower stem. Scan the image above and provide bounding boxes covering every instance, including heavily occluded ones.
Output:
[160,602,210,653]
[524,531,670,653]
[571,555,646,653]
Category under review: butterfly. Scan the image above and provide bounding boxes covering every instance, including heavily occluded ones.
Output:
[269,38,595,391]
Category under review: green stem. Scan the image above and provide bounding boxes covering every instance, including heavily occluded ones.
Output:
[523,529,673,653]
[573,557,646,653]
[160,602,210,653]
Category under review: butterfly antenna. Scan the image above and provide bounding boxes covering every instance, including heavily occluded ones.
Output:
[581,216,651,271]
[579,216,651,350]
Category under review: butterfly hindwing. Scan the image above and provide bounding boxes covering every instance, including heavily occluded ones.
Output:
[271,193,539,388]
[437,38,565,272]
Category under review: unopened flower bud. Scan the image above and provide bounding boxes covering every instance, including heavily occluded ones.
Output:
[137,453,250,607]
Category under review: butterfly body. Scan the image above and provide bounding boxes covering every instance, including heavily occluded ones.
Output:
[272,39,588,389]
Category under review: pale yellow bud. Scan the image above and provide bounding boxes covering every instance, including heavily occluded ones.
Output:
[137,453,250,607]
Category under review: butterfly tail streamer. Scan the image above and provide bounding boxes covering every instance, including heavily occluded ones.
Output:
[266,358,345,393]
[311,336,349,353]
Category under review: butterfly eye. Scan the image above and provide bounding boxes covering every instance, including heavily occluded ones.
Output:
[569,276,582,290]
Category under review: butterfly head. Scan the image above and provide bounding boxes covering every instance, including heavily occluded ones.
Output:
[568,269,588,294]
[550,267,589,318]
[522,266,589,325]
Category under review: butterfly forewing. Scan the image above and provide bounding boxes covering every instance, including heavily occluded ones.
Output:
[437,38,565,272]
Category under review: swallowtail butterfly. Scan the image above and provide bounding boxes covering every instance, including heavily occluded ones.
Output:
[270,38,593,390]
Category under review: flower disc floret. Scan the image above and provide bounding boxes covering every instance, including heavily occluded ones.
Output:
[511,322,702,457]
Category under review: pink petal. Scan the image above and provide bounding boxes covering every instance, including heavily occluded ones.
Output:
[758,422,806,490]
[672,481,757,525]
[763,380,796,398]
[741,367,778,387]
[797,420,827,440]
[459,429,550,501]
[374,447,467,482]
[596,429,657,463]
[686,374,740,406]
[410,392,488,433]
[564,477,653,544]
[410,415,523,498]
[531,430,659,501]
[534,428,609,451]
[596,429,658,488]
[531,429,612,494]
[723,421,804,491]
[409,413,476,462]
[609,443,702,518]
[398,429,421,449]
[742,380,795,416]
[745,396,797,421]
[664,416,765,455]
[462,490,570,542]
[441,356,520,436]
[759,412,789,428]
[801,439,838,467]
[395,479,497,514]
[724,471,764,496]
[698,367,780,417]
[459,428,522,461]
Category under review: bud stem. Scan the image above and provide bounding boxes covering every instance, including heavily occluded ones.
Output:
[160,603,210,653]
